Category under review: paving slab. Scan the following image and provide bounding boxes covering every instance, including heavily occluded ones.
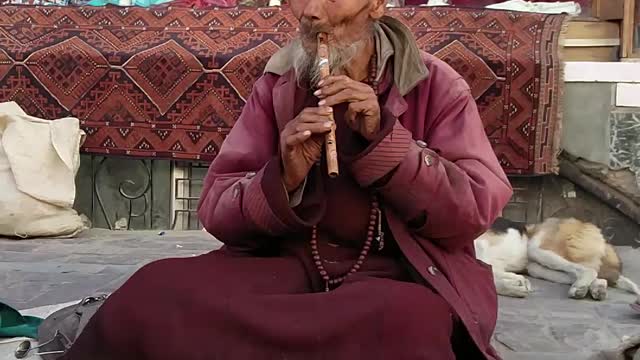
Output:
[0,230,639,359]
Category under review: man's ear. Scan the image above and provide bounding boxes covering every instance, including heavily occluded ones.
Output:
[370,0,385,20]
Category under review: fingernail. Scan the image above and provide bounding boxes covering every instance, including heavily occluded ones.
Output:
[324,106,332,112]
[318,100,326,106]
[313,90,321,96]
[303,130,311,136]
[318,80,324,86]
[324,122,332,128]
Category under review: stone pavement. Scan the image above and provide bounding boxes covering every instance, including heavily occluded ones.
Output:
[0,229,222,310]
[1,230,639,359]
[494,245,640,359]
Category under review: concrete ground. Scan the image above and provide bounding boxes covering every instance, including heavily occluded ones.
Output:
[0,230,218,310]
[1,230,639,359]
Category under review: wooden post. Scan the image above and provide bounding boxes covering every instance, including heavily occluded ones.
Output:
[621,0,636,58]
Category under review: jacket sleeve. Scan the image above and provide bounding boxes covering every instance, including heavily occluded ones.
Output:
[348,79,513,252]
[197,74,324,251]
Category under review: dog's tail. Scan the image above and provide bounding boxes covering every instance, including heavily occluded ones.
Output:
[614,276,640,301]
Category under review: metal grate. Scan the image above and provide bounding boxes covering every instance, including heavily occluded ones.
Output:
[81,156,547,230]
[171,162,209,230]
[502,176,544,224]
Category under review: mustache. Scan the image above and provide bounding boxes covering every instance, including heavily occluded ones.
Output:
[298,21,331,42]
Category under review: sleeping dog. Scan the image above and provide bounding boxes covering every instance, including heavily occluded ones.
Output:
[474,217,640,304]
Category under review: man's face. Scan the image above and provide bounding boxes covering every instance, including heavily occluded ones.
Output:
[288,0,384,87]
[289,0,381,51]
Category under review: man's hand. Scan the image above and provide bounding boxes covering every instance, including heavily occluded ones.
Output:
[280,107,334,192]
[315,75,381,141]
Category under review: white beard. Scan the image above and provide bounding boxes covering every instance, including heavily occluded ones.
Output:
[290,31,371,88]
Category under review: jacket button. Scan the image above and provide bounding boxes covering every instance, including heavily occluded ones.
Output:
[416,140,427,148]
[424,154,433,166]
[427,266,439,275]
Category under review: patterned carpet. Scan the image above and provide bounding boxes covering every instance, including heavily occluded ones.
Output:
[0,5,566,174]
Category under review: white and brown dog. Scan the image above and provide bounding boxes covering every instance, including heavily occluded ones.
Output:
[474,217,640,303]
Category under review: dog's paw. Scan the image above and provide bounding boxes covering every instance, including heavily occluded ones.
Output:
[502,275,533,298]
[570,270,599,299]
[517,275,533,293]
[569,284,589,299]
[589,278,608,301]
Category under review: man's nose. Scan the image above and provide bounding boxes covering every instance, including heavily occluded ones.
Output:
[301,0,324,24]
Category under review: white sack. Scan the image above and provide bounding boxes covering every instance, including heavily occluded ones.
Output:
[0,101,86,238]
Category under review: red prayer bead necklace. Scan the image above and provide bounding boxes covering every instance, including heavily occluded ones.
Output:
[311,52,384,292]
[310,196,385,292]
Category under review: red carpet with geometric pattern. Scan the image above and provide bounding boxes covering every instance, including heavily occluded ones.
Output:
[0,5,566,174]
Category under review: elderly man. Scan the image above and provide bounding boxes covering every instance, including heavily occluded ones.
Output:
[62,0,512,358]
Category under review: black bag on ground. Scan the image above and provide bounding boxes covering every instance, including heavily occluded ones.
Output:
[14,295,107,359]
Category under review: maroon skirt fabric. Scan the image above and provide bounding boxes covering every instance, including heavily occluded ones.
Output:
[61,247,477,360]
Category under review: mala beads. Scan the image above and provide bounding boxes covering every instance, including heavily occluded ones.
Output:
[310,52,384,292]
[310,194,385,292]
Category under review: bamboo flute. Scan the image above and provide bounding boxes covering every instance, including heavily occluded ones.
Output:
[316,33,339,178]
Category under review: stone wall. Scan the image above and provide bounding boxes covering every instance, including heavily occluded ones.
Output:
[609,111,640,189]
[562,63,640,213]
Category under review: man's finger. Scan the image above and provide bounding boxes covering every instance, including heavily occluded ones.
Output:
[300,106,333,118]
[316,79,370,98]
[315,77,350,96]
[315,81,349,98]
[345,102,364,126]
[295,121,333,134]
[283,107,332,137]
[344,101,373,126]
[285,131,312,147]
[317,75,350,87]
[319,90,368,107]
[298,112,333,125]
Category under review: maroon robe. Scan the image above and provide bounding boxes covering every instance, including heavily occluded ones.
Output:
[62,33,512,359]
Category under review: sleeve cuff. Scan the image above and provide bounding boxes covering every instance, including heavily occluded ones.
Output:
[348,117,413,187]
[284,177,307,208]
[242,157,320,235]
[242,165,288,235]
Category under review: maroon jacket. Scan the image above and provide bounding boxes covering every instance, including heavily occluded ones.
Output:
[198,46,512,358]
